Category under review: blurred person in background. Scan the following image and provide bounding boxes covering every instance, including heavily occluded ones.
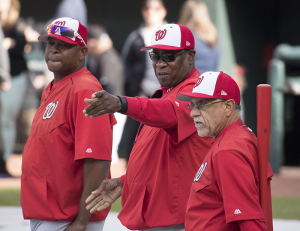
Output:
[117,0,167,171]
[0,0,28,174]
[178,0,220,74]
[54,0,87,26]
[0,26,11,91]
[87,24,124,96]
[0,22,11,176]
[12,18,40,156]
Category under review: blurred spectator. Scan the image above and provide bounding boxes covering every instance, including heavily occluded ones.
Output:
[54,0,87,26]
[0,22,11,175]
[0,0,28,174]
[117,0,167,170]
[87,24,124,95]
[178,0,220,74]
[0,26,11,90]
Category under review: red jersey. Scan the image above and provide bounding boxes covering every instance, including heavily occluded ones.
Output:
[186,120,273,231]
[118,69,213,230]
[21,67,116,221]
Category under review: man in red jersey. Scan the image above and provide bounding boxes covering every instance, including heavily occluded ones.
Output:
[21,17,116,231]
[84,24,212,230]
[177,71,273,231]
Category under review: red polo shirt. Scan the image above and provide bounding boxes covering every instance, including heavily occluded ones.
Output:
[117,69,213,230]
[21,67,116,221]
[186,120,273,231]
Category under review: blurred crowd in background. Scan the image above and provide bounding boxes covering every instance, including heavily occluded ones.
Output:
[0,0,248,176]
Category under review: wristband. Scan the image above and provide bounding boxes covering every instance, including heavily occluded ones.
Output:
[117,96,128,114]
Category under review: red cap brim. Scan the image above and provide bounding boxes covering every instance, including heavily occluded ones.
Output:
[140,44,186,51]
[177,92,218,102]
[38,34,79,45]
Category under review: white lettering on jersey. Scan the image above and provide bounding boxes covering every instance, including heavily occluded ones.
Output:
[234,209,242,214]
[43,101,59,120]
[175,101,179,107]
[194,162,208,182]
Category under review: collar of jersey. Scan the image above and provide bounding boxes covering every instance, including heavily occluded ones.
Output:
[51,66,88,88]
[160,68,199,95]
[215,119,244,141]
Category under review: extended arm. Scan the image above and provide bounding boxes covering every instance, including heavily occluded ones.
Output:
[83,90,177,129]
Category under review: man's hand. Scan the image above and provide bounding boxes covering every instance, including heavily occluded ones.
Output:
[65,220,87,231]
[83,90,122,117]
[85,178,123,213]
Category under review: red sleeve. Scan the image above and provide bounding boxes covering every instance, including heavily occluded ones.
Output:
[238,219,267,231]
[124,81,197,143]
[69,90,117,161]
[213,151,265,223]
[120,174,126,185]
[124,96,177,129]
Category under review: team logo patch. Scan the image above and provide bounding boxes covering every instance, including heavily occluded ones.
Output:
[194,162,208,182]
[194,76,204,88]
[155,29,167,41]
[43,101,59,120]
[54,20,66,26]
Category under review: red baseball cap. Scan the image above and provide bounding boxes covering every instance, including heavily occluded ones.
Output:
[38,17,88,47]
[140,24,195,51]
[177,71,241,104]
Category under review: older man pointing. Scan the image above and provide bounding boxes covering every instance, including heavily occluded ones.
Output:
[84,24,212,230]
[177,71,273,231]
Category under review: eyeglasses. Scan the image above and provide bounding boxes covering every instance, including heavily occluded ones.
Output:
[149,49,188,62]
[46,24,87,46]
[187,100,225,110]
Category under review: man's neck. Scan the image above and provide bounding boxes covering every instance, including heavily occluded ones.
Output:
[53,64,85,82]
[213,115,241,139]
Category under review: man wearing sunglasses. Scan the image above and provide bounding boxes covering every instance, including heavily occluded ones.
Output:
[177,71,273,231]
[21,17,116,231]
[84,24,212,231]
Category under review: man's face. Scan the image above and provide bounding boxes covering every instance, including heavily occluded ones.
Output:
[152,49,193,89]
[45,37,82,76]
[190,98,227,138]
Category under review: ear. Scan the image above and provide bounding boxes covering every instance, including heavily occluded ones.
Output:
[224,99,235,117]
[187,50,196,64]
[79,46,88,61]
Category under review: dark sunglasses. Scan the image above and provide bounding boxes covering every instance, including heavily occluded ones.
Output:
[149,49,188,62]
[187,100,225,110]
